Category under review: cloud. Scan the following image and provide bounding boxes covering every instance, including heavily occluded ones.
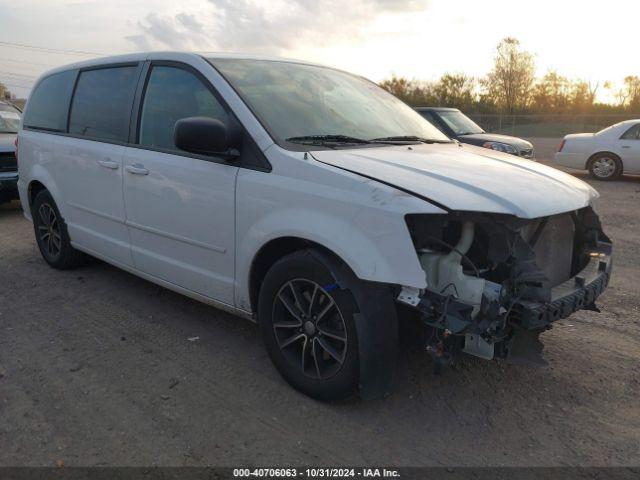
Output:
[127,12,209,50]
[175,13,205,34]
[126,0,430,54]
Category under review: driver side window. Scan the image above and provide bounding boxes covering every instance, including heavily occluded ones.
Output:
[139,66,229,152]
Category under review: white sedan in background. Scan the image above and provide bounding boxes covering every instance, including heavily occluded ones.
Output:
[555,120,640,180]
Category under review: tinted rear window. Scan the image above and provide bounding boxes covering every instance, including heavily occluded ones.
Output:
[23,70,76,132]
[69,66,138,142]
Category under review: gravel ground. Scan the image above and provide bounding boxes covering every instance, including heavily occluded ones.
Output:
[0,162,639,467]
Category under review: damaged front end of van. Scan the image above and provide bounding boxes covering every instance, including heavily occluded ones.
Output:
[397,206,612,367]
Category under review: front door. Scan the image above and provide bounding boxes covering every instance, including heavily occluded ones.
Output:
[123,64,238,305]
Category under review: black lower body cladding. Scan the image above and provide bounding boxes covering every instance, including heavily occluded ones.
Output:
[403,206,612,361]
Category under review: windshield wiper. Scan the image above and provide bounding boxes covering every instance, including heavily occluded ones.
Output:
[286,134,371,145]
[285,134,455,146]
[369,135,454,144]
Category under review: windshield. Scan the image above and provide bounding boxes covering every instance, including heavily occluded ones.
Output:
[437,110,484,135]
[208,58,450,147]
[0,103,21,134]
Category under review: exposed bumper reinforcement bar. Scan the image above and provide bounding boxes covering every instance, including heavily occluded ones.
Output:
[510,241,613,329]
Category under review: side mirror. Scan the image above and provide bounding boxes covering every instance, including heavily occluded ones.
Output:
[174,116,240,158]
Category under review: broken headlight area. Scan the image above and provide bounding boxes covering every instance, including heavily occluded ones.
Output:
[398,207,612,367]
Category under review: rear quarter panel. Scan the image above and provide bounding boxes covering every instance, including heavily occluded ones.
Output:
[556,135,605,170]
[17,129,57,222]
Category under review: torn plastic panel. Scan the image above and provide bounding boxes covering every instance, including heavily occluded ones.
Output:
[398,206,612,364]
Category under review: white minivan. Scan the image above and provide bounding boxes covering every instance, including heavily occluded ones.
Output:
[18,52,612,400]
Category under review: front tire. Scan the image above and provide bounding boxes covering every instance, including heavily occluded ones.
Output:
[588,153,622,180]
[258,250,360,401]
[32,189,85,269]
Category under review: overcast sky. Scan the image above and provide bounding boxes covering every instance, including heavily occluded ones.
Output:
[0,0,637,101]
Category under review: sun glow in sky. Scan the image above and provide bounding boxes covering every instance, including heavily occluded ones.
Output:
[0,0,638,102]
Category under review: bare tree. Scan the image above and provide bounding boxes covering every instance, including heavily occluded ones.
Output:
[622,76,640,111]
[483,38,535,113]
[379,75,438,106]
[588,80,599,105]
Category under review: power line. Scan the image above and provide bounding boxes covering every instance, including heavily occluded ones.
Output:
[0,40,106,56]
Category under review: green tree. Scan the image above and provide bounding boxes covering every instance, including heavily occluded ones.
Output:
[379,75,438,106]
[408,81,438,107]
[569,80,598,113]
[379,75,413,102]
[532,71,570,112]
[483,37,535,113]
[432,73,477,110]
[378,39,636,115]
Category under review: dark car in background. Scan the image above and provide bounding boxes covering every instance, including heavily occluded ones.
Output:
[0,100,20,204]
[416,107,535,159]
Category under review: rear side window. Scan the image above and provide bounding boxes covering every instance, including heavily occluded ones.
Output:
[621,124,640,140]
[69,66,139,142]
[138,66,228,152]
[23,70,76,132]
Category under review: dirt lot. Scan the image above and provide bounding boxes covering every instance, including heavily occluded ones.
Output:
[0,160,639,467]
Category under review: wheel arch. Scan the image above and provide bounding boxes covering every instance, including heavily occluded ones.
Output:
[248,236,349,313]
[28,180,47,207]
[236,207,429,313]
[25,165,68,219]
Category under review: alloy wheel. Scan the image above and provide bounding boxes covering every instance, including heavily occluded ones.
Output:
[592,157,616,178]
[37,203,62,258]
[272,279,348,380]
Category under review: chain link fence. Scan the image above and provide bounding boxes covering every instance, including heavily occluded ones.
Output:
[466,114,639,138]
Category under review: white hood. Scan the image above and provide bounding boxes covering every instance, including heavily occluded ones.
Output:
[312,143,598,219]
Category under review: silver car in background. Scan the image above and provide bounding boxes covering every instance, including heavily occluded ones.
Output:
[555,120,640,180]
[0,100,20,204]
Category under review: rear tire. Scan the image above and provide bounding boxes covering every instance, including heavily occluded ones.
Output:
[32,189,85,269]
[587,153,621,180]
[258,249,360,401]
